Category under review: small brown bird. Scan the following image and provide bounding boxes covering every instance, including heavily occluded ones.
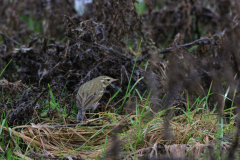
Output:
[76,76,118,121]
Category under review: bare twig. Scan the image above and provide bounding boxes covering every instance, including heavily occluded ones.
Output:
[0,32,22,46]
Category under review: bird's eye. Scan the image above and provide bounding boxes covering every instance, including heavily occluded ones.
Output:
[107,79,110,81]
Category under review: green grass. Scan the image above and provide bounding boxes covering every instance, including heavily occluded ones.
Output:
[114,83,235,159]
[0,47,237,160]
[0,19,238,159]
[21,14,43,34]
[0,59,12,78]
[0,67,237,159]
[135,1,147,15]
[118,38,144,112]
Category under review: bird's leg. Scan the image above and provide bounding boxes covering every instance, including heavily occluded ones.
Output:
[84,114,88,122]
[85,103,100,121]
[81,111,89,122]
[92,102,100,111]
[77,110,86,122]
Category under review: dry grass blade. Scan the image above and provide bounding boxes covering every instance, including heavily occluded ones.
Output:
[9,116,129,159]
[13,152,32,160]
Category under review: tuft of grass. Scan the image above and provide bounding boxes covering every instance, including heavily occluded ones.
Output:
[135,1,147,15]
[118,38,143,112]
[0,59,12,78]
[21,14,42,33]
[118,86,235,159]
[45,84,68,120]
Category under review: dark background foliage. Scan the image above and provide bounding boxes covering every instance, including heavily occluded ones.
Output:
[1,0,240,158]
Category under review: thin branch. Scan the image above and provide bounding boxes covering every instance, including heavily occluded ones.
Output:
[0,32,22,46]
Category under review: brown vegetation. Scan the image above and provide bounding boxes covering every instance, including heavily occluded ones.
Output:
[0,0,240,159]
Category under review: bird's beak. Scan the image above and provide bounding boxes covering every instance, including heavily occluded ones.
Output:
[111,79,118,82]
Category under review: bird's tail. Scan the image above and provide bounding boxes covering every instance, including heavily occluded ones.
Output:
[77,110,85,121]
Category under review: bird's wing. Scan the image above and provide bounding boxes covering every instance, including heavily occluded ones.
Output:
[76,82,104,111]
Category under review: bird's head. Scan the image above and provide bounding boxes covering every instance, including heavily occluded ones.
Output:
[98,76,118,87]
